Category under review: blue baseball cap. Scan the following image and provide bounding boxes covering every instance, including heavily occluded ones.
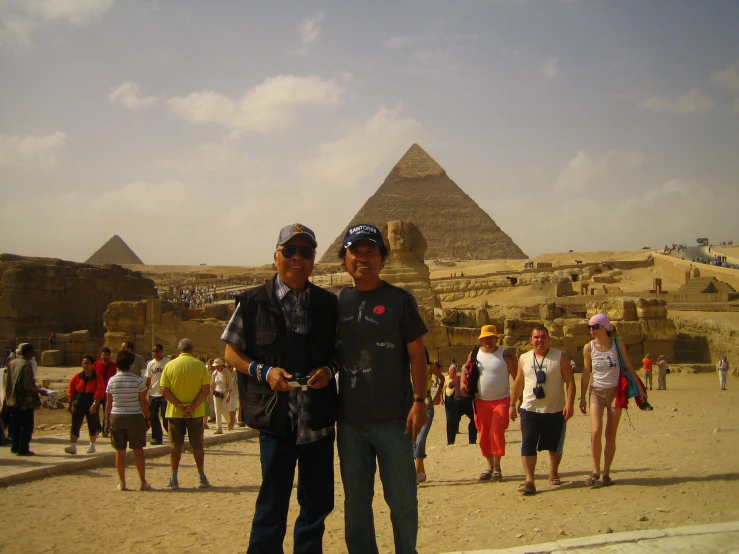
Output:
[276,223,317,248]
[341,224,387,256]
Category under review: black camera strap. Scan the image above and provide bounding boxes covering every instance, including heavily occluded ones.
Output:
[532,349,549,383]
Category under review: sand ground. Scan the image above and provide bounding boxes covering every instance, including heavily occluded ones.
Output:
[1,372,738,554]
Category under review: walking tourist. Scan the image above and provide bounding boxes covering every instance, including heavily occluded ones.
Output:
[641,353,653,390]
[5,343,45,456]
[580,314,646,487]
[94,347,117,436]
[210,358,233,434]
[105,350,151,491]
[656,354,669,390]
[718,355,730,390]
[462,325,517,481]
[145,344,169,445]
[414,353,444,484]
[161,338,212,490]
[65,355,104,454]
[509,325,575,494]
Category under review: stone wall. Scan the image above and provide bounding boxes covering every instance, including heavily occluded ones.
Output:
[0,254,156,341]
[39,330,104,366]
[102,299,233,361]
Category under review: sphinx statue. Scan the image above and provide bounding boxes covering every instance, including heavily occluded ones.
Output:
[380,220,441,309]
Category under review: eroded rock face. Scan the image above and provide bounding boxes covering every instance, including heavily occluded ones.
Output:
[0,254,156,339]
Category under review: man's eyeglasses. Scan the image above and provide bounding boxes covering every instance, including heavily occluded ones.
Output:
[588,324,602,330]
[279,245,315,259]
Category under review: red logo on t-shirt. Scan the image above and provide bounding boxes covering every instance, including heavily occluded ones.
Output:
[373,305,386,315]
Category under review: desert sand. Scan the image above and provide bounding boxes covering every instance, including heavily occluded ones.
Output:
[1,372,738,554]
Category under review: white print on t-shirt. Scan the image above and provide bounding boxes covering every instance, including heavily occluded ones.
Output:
[357,301,365,325]
[364,317,379,325]
[376,342,395,349]
[341,315,355,323]
[344,363,373,388]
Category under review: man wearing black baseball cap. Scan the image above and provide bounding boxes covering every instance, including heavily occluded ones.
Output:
[328,223,429,554]
[221,223,338,554]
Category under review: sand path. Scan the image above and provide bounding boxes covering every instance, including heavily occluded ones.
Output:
[1,373,738,554]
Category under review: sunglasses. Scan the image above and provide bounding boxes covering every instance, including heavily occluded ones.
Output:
[279,245,315,259]
[588,324,602,330]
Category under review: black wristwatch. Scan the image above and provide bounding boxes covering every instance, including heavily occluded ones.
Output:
[413,397,425,403]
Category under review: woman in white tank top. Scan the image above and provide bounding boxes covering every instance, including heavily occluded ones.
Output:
[580,314,645,487]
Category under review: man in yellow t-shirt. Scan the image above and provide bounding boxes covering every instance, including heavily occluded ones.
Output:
[161,338,211,490]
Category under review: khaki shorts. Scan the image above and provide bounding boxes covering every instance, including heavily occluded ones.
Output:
[110,413,146,450]
[589,386,617,407]
[168,417,204,449]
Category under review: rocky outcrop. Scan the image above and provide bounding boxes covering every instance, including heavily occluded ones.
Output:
[0,254,156,340]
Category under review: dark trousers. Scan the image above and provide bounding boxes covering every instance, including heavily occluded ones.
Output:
[9,407,34,454]
[447,397,477,445]
[97,396,108,432]
[248,428,335,554]
[148,396,168,442]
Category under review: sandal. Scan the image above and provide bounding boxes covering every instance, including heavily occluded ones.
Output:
[416,472,426,485]
[549,475,562,485]
[518,481,536,495]
[479,469,493,481]
[491,468,503,481]
[585,473,600,486]
[602,475,614,486]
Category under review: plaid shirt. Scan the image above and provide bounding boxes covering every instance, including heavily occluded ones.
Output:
[221,276,333,445]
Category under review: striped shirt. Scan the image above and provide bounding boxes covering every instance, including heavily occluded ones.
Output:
[107,371,146,415]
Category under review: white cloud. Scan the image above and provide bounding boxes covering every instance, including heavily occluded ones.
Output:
[0,0,114,47]
[167,75,345,134]
[711,62,739,92]
[541,57,559,78]
[108,81,158,110]
[298,12,324,45]
[0,131,68,168]
[297,103,426,190]
[638,89,712,114]
[555,149,644,192]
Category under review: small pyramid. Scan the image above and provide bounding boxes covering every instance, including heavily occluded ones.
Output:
[85,235,144,265]
[320,144,527,262]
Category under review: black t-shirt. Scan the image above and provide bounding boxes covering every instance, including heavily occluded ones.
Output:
[336,281,428,424]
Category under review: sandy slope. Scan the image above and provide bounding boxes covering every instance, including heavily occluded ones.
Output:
[1,373,738,554]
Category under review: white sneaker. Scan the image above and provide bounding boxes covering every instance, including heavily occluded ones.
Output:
[86,444,96,454]
[64,445,77,455]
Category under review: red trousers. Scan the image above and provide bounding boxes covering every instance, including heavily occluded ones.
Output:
[474,397,510,457]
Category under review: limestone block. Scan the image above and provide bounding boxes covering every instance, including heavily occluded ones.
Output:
[636,298,668,319]
[55,333,71,343]
[64,353,82,366]
[476,308,489,327]
[425,326,450,349]
[70,329,91,343]
[104,301,147,334]
[201,303,230,321]
[562,319,589,337]
[549,320,564,338]
[592,274,619,283]
[642,318,678,341]
[85,340,102,353]
[613,321,643,345]
[447,327,481,347]
[65,342,85,354]
[504,319,540,341]
[161,312,180,327]
[586,299,637,321]
[441,309,458,325]
[40,349,64,366]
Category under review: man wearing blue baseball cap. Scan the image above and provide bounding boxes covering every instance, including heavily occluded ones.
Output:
[221,223,338,554]
[326,223,429,554]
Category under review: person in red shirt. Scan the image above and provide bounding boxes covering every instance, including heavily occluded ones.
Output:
[65,355,105,454]
[94,348,117,436]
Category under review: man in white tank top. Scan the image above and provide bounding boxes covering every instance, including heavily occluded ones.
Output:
[509,325,576,495]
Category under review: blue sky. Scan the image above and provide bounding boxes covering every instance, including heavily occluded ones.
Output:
[1,0,737,265]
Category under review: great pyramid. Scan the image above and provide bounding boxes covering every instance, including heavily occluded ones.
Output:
[85,235,144,265]
[320,144,527,262]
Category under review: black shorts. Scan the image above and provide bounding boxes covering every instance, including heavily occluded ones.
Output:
[520,409,566,456]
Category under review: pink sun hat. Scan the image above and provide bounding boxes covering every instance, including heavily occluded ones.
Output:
[588,313,613,331]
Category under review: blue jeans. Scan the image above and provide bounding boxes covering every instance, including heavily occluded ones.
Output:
[413,403,434,459]
[338,420,418,554]
[248,428,335,554]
